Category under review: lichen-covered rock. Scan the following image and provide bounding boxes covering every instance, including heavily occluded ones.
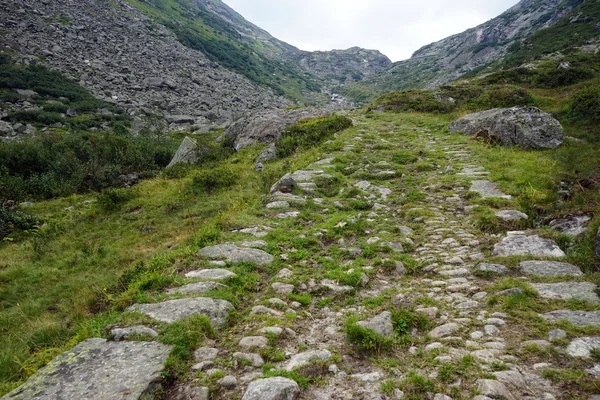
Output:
[448,107,564,150]
[199,244,274,265]
[532,282,600,304]
[3,338,171,399]
[542,310,600,327]
[519,261,582,277]
[357,311,394,338]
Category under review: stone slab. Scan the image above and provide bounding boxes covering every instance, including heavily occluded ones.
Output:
[128,297,234,328]
[532,282,600,304]
[542,310,600,327]
[493,234,565,258]
[199,244,273,265]
[470,180,512,199]
[520,261,583,277]
[3,338,171,399]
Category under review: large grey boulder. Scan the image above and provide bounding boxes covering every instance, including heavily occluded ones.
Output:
[241,377,300,400]
[218,108,328,152]
[493,233,565,258]
[3,338,171,399]
[167,137,204,168]
[199,244,274,265]
[128,297,234,328]
[448,107,564,150]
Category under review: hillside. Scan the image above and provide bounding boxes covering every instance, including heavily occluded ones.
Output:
[340,0,599,101]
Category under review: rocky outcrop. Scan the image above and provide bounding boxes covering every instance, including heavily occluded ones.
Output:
[294,47,392,82]
[448,107,564,149]
[218,108,329,152]
[1,0,286,122]
[353,0,572,92]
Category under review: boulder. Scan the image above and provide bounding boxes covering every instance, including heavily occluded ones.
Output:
[167,137,205,168]
[448,106,564,150]
[128,297,234,328]
[548,215,591,237]
[256,143,278,164]
[218,108,328,152]
[241,377,300,400]
[3,338,171,399]
[185,269,237,281]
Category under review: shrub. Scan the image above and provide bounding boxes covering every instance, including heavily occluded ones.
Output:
[533,67,595,88]
[466,85,536,109]
[570,85,600,123]
[276,115,353,158]
[0,131,176,201]
[0,207,39,237]
[371,90,456,113]
[189,167,237,193]
[97,188,138,211]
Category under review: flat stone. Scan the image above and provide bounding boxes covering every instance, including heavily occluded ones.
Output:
[542,310,600,327]
[476,379,516,400]
[240,227,270,238]
[272,282,294,294]
[195,347,219,361]
[241,377,300,400]
[250,306,283,316]
[470,180,512,199]
[233,352,264,367]
[520,261,582,277]
[321,279,354,293]
[3,338,171,399]
[110,326,159,340]
[567,337,600,358]
[128,298,234,329]
[239,336,268,349]
[493,234,565,258]
[285,350,331,371]
[496,210,528,221]
[455,301,479,310]
[219,375,237,390]
[522,340,551,348]
[549,329,567,341]
[357,311,394,338]
[185,269,237,280]
[241,240,268,248]
[199,244,274,265]
[475,263,509,275]
[439,268,470,277]
[270,192,307,205]
[168,282,227,295]
[532,282,600,304]
[266,201,290,209]
[429,323,460,338]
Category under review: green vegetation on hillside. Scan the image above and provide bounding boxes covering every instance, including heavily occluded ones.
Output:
[127,0,321,100]
[0,56,130,130]
[504,0,600,67]
[277,115,353,158]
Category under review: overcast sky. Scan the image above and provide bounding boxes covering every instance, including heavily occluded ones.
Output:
[223,0,520,61]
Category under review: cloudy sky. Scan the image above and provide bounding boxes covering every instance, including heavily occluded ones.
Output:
[224,0,520,61]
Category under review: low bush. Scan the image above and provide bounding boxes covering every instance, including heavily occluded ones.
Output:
[0,207,39,237]
[0,131,176,201]
[570,85,600,123]
[371,90,456,113]
[97,188,138,212]
[276,115,353,158]
[189,166,237,194]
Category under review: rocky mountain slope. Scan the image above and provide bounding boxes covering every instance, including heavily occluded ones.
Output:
[343,0,594,98]
[0,0,287,126]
